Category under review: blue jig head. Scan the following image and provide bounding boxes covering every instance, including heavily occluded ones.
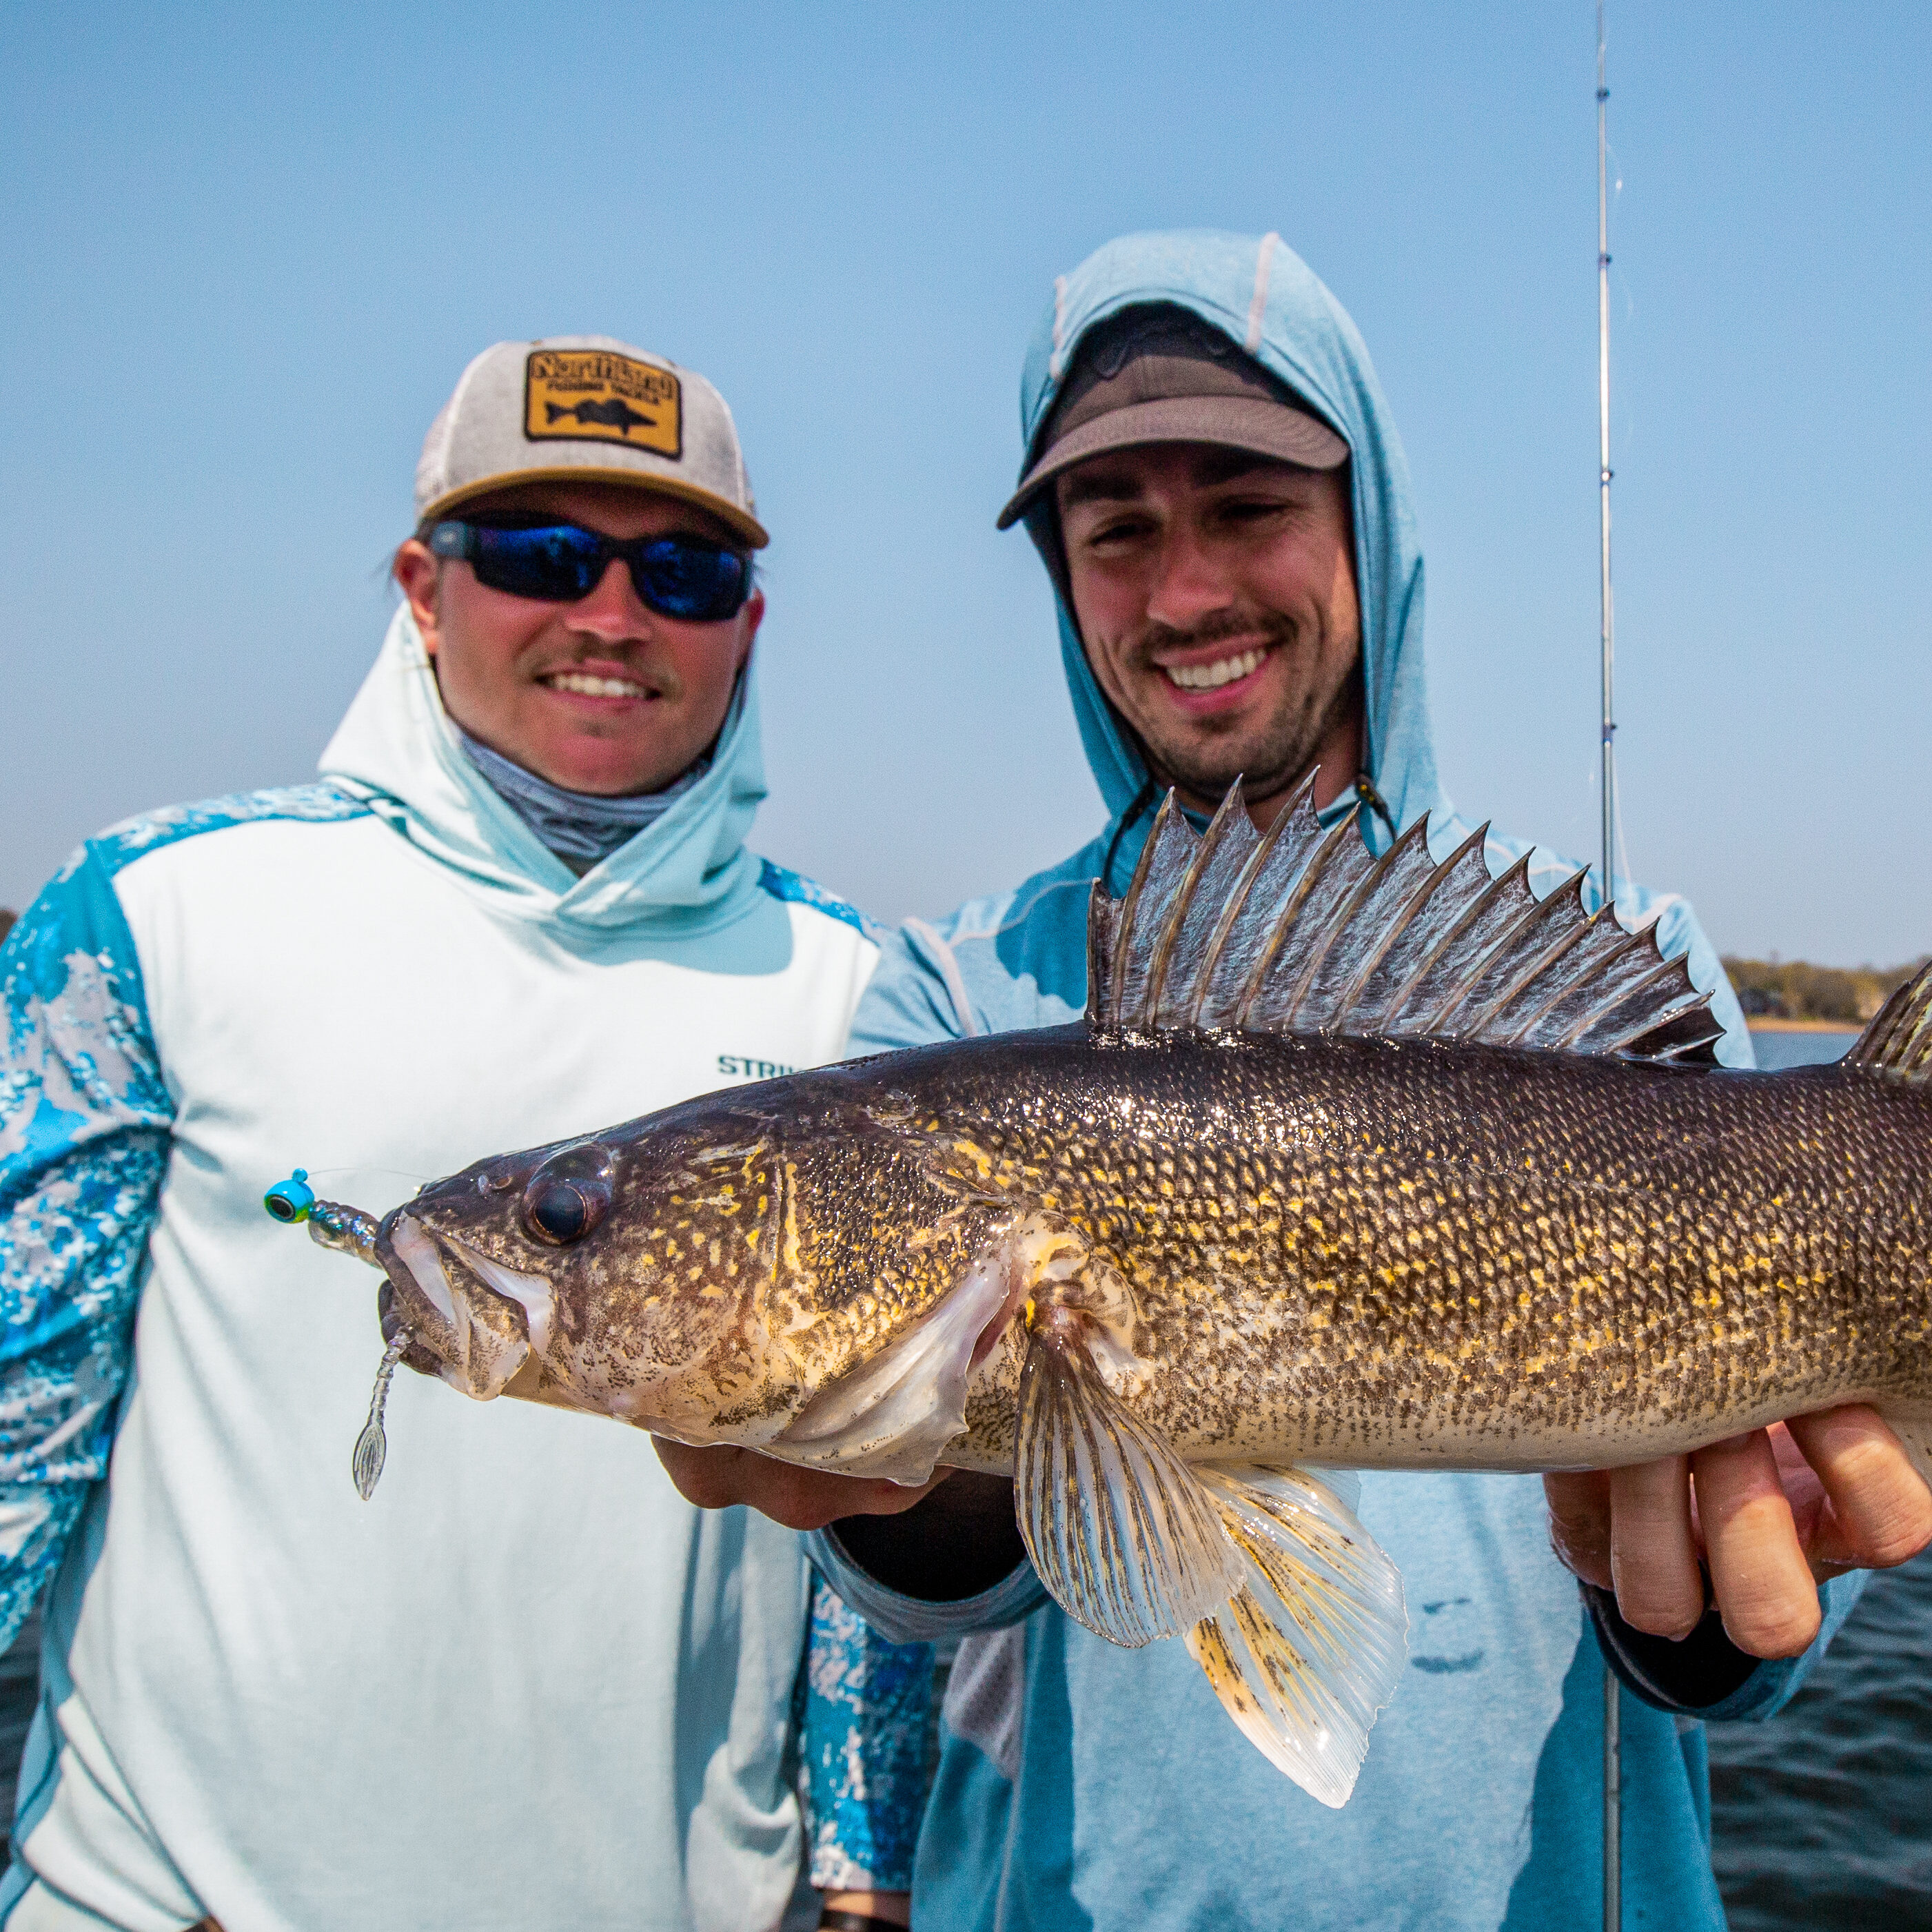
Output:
[262,1169,380,1266]
[264,1170,316,1223]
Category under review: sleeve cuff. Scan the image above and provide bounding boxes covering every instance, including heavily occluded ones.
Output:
[1585,1584,1762,1716]
[1585,1569,1869,1722]
[805,1524,1048,1645]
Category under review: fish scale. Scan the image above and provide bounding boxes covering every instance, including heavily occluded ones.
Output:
[889,1026,1931,1472]
[285,773,1932,1808]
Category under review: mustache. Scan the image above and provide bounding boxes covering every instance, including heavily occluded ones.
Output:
[1135,607,1295,662]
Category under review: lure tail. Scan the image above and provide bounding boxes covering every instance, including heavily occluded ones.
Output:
[264,1172,405,1496]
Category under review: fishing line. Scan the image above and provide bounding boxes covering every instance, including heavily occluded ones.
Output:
[296,1166,433,1187]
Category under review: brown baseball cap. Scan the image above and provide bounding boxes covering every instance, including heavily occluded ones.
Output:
[996,304,1348,530]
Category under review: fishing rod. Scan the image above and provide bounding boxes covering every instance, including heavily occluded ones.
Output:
[1597,0,1618,915]
[1596,6,1623,1930]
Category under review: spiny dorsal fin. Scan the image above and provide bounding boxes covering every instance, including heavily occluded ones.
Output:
[1266,815,1438,1032]
[1087,776,1724,1062]
[1107,793,1199,1028]
[1845,958,1932,1081]
[1190,772,1332,1028]
[1237,816,1376,1030]
[1148,786,1263,1026]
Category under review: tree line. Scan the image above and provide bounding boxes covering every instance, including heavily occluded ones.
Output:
[1722,955,1927,1025]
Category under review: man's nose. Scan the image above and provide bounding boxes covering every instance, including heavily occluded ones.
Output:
[1144,524,1235,631]
[567,558,654,640]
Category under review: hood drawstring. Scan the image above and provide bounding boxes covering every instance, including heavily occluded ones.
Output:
[1354,772,1397,836]
[1097,780,1159,895]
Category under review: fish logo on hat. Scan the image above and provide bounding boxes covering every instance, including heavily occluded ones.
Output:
[525,349,682,458]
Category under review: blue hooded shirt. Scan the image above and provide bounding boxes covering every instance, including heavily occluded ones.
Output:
[810,230,1859,1932]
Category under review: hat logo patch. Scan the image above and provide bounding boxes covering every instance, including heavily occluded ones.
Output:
[525,349,682,458]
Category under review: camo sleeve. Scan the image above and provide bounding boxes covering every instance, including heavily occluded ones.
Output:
[797,1576,933,1893]
[0,846,172,1649]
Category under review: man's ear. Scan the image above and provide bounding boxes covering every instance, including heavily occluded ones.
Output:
[393,540,443,658]
[733,587,766,675]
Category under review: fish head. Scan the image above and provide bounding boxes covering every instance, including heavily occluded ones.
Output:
[373,1076,1007,1448]
[374,1105,782,1426]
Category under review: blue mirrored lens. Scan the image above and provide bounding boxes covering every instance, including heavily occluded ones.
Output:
[470,526,604,601]
[633,538,748,619]
[461,525,749,619]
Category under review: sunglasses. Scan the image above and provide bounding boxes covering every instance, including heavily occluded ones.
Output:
[427,520,753,621]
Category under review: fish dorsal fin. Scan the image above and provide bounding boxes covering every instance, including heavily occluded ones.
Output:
[1845,958,1932,1081]
[1235,815,1376,1030]
[1086,881,1123,1014]
[1254,814,1435,1031]
[1149,784,1263,1026]
[1107,793,1201,1028]
[1345,824,1496,1030]
[1190,773,1333,1029]
[1087,775,1725,1061]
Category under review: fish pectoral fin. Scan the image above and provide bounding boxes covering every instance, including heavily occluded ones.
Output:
[1015,1328,1243,1648]
[1187,1463,1408,1809]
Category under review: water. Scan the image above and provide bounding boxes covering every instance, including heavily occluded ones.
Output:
[1706,1028,1932,1924]
[1709,1549,1932,1929]
[1747,1028,1861,1071]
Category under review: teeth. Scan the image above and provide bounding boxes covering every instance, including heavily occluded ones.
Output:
[1163,648,1266,691]
[545,672,646,698]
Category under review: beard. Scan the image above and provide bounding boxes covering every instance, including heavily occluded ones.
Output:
[1121,606,1363,812]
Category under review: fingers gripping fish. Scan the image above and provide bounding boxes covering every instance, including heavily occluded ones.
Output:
[270,773,1932,1809]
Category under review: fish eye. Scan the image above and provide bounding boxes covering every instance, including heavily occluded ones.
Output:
[527,1181,596,1243]
[519,1141,616,1245]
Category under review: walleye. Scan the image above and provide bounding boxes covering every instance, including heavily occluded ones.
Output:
[280,774,1932,1807]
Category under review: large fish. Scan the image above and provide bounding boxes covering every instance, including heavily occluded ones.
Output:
[277,775,1932,1807]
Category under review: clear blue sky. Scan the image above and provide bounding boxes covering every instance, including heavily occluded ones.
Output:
[3,1,1926,964]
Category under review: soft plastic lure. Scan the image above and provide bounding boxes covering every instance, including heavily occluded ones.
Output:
[264,1170,406,1498]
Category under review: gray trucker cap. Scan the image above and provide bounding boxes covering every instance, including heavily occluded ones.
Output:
[997,305,1348,530]
[414,335,768,548]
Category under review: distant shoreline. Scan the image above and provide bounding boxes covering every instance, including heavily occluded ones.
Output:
[1747,1018,1862,1035]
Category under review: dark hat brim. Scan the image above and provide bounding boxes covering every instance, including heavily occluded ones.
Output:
[995,394,1349,530]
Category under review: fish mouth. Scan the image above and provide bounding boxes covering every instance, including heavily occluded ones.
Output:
[380,1211,558,1401]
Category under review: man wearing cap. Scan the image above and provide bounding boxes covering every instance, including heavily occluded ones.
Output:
[658,236,1932,1929]
[0,336,920,1930]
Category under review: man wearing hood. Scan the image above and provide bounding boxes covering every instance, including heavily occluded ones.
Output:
[0,337,919,1930]
[659,235,1932,1928]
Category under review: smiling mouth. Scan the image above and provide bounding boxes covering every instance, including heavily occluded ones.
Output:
[1160,645,1270,692]
[541,671,651,699]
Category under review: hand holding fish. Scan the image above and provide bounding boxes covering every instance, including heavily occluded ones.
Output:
[651,1438,946,1530]
[1545,1405,1932,1658]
